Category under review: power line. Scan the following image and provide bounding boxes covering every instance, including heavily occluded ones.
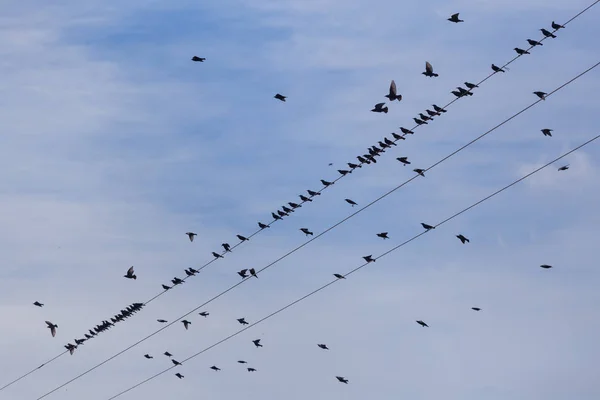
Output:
[104,133,600,400]
[31,56,600,400]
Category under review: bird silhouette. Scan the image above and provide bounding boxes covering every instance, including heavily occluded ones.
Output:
[210,366,221,371]
[376,232,389,239]
[421,223,435,230]
[161,284,171,290]
[333,273,346,279]
[252,339,263,348]
[448,13,463,23]
[212,252,224,259]
[238,360,248,364]
[345,199,357,207]
[541,128,553,137]
[238,269,249,278]
[414,168,425,177]
[491,64,506,73]
[371,102,388,113]
[274,93,287,102]
[433,104,447,113]
[540,264,552,269]
[258,222,269,229]
[191,56,205,62]
[237,234,249,242]
[199,311,209,317]
[534,91,547,100]
[300,228,313,236]
[124,266,136,280]
[456,234,470,244]
[222,243,231,252]
[471,307,481,311]
[416,320,429,327]
[318,344,329,350]
[400,127,414,135]
[464,82,478,90]
[182,320,191,330]
[397,157,410,166]
[514,47,530,55]
[164,351,173,357]
[338,169,350,176]
[363,255,375,263]
[249,268,258,278]
[307,190,321,197]
[540,28,556,38]
[527,39,543,46]
[247,367,257,372]
[172,359,182,366]
[299,194,312,202]
[171,277,184,285]
[423,61,439,77]
[336,376,349,384]
[551,21,565,30]
[558,165,569,171]
[237,318,249,325]
[175,373,184,379]
[385,80,402,101]
[157,319,168,323]
[144,354,153,359]
[45,321,58,337]
[33,301,44,307]
[186,232,197,242]
[414,117,427,125]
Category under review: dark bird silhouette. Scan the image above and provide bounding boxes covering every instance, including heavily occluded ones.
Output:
[541,128,553,137]
[210,366,221,371]
[433,104,447,113]
[376,232,389,239]
[456,87,473,97]
[271,212,282,221]
[307,190,321,197]
[238,360,248,364]
[157,319,168,323]
[426,109,440,117]
[164,351,173,357]
[222,243,231,252]
[400,127,414,135]
[171,277,184,285]
[421,223,435,230]
[33,301,44,307]
[514,47,530,55]
[258,222,269,229]
[46,321,58,337]
[384,138,396,147]
[188,267,199,274]
[414,168,425,177]
[161,284,171,291]
[318,343,329,350]
[456,234,470,244]
[540,28,556,38]
[336,376,349,384]
[237,234,249,242]
[471,307,481,311]
[363,255,375,263]
[414,117,427,125]
[416,320,429,327]
[124,266,136,280]
[186,232,197,242]
[448,13,463,23]
[396,157,410,166]
[558,164,569,171]
[184,268,195,277]
[299,194,312,203]
[540,264,553,269]
[249,268,258,278]
[247,367,256,372]
[144,354,153,359]
[464,82,478,89]
[423,61,439,77]
[237,269,249,278]
[491,64,506,73]
[333,273,346,279]
[175,373,184,379]
[348,162,361,169]
[274,93,287,102]
[212,252,224,259]
[452,90,463,98]
[385,80,402,101]
[199,311,209,317]
[300,228,313,236]
[238,318,249,325]
[64,343,77,355]
[345,198,357,207]
[527,39,543,46]
[191,56,205,62]
[419,113,432,122]
[534,91,547,100]
[182,320,191,330]
[391,132,405,140]
[552,21,565,30]
[321,179,333,187]
[338,169,350,176]
[371,102,388,113]
[172,359,182,366]
[252,339,263,348]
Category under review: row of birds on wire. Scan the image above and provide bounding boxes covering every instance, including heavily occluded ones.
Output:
[27,15,567,364]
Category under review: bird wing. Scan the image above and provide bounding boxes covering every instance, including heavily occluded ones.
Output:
[375,102,384,108]
[50,326,56,337]
[425,61,433,73]
[127,266,134,276]
[389,80,397,96]
[451,13,459,18]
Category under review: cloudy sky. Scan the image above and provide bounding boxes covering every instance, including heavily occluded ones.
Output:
[1,0,599,399]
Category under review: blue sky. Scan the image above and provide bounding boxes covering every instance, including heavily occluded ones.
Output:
[1,0,599,399]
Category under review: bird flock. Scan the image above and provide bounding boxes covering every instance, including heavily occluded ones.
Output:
[12,6,594,395]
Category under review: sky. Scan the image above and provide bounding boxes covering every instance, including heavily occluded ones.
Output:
[0,0,599,399]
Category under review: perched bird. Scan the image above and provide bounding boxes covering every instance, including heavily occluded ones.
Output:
[456,234,470,244]
[64,343,77,355]
[471,307,481,311]
[157,319,168,323]
[252,339,263,348]
[414,117,427,125]
[46,321,58,337]
[238,269,249,278]
[222,243,231,252]
[184,268,195,277]
[175,373,184,379]
[186,232,197,242]
[307,190,321,197]
[191,56,205,62]
[384,138,396,147]
[171,277,184,285]
[433,104,447,113]
[274,93,287,102]
[540,28,556,38]
[321,179,333,187]
[421,223,435,230]
[551,21,565,30]
[491,64,506,73]
[164,351,173,357]
[541,128,553,137]
[422,61,439,77]
[540,264,553,269]
[182,320,191,330]
[258,222,269,229]
[419,112,432,121]
[237,318,249,325]
[210,366,221,371]
[199,311,209,317]
[400,127,414,135]
[363,255,375,263]
[33,301,44,307]
[464,82,478,89]
[397,157,410,166]
[426,109,440,117]
[514,47,530,55]
[452,90,463,98]
[376,232,389,239]
[318,344,329,350]
[371,102,388,113]
[534,91,547,100]
[414,168,425,177]
[237,234,249,242]
[300,228,313,236]
[124,266,136,280]
[416,320,429,327]
[299,194,312,202]
[238,360,248,364]
[558,164,569,171]
[144,354,153,359]
[456,87,473,97]
[527,39,543,46]
[336,376,349,384]
[385,80,402,101]
[172,359,182,366]
[348,162,361,169]
[338,169,350,176]
[161,284,171,291]
[249,268,258,278]
[345,199,357,207]
[333,273,346,279]
[448,13,463,23]
[247,367,257,372]
[212,252,224,259]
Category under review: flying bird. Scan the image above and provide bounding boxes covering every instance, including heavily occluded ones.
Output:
[491,64,506,73]
[514,47,530,55]
[33,301,44,307]
[144,354,153,359]
[371,102,388,113]
[191,56,205,62]
[238,360,248,364]
[46,321,58,337]
[252,339,263,348]
[333,273,346,279]
[199,311,209,317]
[385,80,402,101]
[182,320,191,330]
[540,264,553,269]
[157,319,168,323]
[318,344,329,350]
[186,232,197,242]
[164,351,173,357]
[274,93,287,102]
[336,376,349,384]
[397,157,410,166]
[551,21,565,30]
[363,255,375,263]
[376,232,389,239]
[416,320,429,327]
[558,164,569,171]
[456,234,470,244]
[541,128,553,137]
[534,91,547,100]
[448,13,464,23]
[527,39,543,46]
[471,307,481,311]
[175,373,184,379]
[124,266,136,280]
[345,198,357,207]
[210,366,221,371]
[540,28,556,38]
[300,228,313,236]
[247,367,257,372]
[421,223,435,230]
[422,61,439,77]
[237,318,249,325]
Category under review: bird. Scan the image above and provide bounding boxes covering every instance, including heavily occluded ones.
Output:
[534,91,547,100]
[345,198,357,207]
[33,301,44,307]
[376,232,389,239]
[416,320,429,327]
[210,366,221,371]
[199,311,209,317]
[333,273,346,279]
[182,320,191,330]
[258,222,269,229]
[456,234,470,244]
[464,82,478,90]
[212,252,224,259]
[541,128,553,137]
[448,13,463,23]
[186,232,197,242]
[371,102,388,113]
[274,93,287,101]
[396,157,410,166]
[144,354,153,359]
[336,376,349,384]
[527,39,543,46]
[318,344,329,350]
[540,28,557,38]
[300,228,313,236]
[222,243,231,252]
[124,266,136,280]
[385,80,402,101]
[175,373,184,379]
[422,61,439,77]
[237,234,249,242]
[558,164,569,171]
[164,351,173,357]
[321,179,333,187]
[238,360,248,364]
[237,318,249,325]
[237,269,249,278]
[64,343,77,355]
[540,264,553,269]
[172,359,182,366]
[514,47,530,55]
[338,169,350,176]
[157,319,168,323]
[191,56,205,62]
[400,127,414,135]
[249,268,258,278]
[433,104,447,113]
[307,189,321,197]
[419,112,432,121]
[421,223,435,230]
[414,117,427,125]
[45,321,58,337]
[471,307,481,311]
[161,284,171,290]
[363,255,375,263]
[491,64,506,73]
[551,21,565,30]
[247,367,257,372]
[171,277,184,285]
[252,339,263,348]
[456,87,473,97]
[414,168,425,177]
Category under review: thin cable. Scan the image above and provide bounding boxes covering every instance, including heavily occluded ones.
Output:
[32,58,600,400]
[105,133,600,400]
